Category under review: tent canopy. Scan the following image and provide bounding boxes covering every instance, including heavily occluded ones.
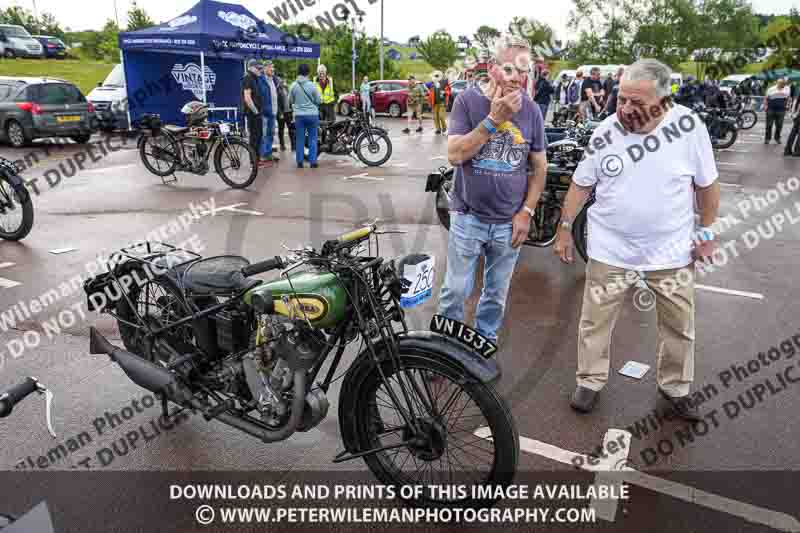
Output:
[751,68,800,82]
[118,0,320,59]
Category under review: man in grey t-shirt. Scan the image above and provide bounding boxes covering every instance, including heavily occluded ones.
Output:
[438,35,547,344]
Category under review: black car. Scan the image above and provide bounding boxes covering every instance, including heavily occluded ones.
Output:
[0,77,95,147]
[33,36,67,59]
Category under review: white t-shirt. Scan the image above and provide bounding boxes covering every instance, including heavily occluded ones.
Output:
[572,104,718,271]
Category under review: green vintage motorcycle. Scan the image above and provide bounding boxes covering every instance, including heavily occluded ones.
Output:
[84,223,518,507]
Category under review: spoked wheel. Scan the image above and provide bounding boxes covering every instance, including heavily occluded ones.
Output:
[116,275,194,363]
[739,110,757,130]
[712,125,738,150]
[354,353,518,508]
[0,173,34,241]
[214,138,258,189]
[435,177,452,230]
[354,130,392,167]
[139,134,178,177]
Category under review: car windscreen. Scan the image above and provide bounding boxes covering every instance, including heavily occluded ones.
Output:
[102,65,125,88]
[720,80,739,87]
[0,26,31,38]
[32,83,86,105]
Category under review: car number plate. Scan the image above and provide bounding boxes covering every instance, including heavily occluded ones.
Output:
[429,314,498,359]
[218,123,230,134]
[56,115,81,123]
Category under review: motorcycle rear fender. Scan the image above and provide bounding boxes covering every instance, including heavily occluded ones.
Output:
[337,330,501,453]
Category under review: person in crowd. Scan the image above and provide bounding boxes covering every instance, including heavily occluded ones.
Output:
[553,73,570,117]
[438,34,547,346]
[603,72,615,103]
[315,64,336,123]
[428,71,451,135]
[789,81,798,115]
[603,67,624,116]
[784,110,800,157]
[533,69,554,122]
[581,67,605,121]
[259,60,280,162]
[554,58,720,420]
[403,76,426,134]
[765,78,791,144]
[289,63,321,169]
[241,59,265,166]
[275,71,293,152]
[567,70,584,119]
[359,75,372,117]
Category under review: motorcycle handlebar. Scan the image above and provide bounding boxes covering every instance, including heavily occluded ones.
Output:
[0,377,38,418]
[241,256,284,277]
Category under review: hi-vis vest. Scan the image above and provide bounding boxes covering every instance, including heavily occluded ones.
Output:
[315,78,335,104]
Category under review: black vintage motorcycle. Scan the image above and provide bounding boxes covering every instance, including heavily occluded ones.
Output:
[693,103,738,150]
[0,157,34,241]
[137,102,258,189]
[314,107,392,167]
[84,223,518,507]
[426,128,593,262]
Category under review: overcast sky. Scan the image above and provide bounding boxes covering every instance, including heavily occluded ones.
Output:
[6,0,797,43]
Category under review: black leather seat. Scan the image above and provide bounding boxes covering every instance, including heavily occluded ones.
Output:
[152,255,258,294]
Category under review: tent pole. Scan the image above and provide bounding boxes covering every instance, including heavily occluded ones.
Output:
[201,51,207,104]
[121,49,132,132]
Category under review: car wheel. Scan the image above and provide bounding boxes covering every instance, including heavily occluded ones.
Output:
[6,120,28,148]
[4,49,15,59]
[339,101,351,116]
[71,134,91,144]
[389,102,401,118]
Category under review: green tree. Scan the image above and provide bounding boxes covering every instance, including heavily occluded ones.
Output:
[508,16,557,58]
[761,16,800,69]
[0,6,38,33]
[415,30,458,71]
[127,1,155,32]
[39,13,65,38]
[474,25,500,49]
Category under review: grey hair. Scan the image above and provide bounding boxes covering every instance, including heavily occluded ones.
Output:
[490,33,531,62]
[623,59,673,98]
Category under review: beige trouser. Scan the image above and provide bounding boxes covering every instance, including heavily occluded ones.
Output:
[433,104,447,131]
[577,259,695,397]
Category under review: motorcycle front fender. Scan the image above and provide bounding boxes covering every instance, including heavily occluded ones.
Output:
[1,167,30,203]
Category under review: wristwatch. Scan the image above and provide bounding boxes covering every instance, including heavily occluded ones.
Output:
[560,219,573,231]
[523,205,535,217]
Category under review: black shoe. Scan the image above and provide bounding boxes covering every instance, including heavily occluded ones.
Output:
[435,129,441,135]
[658,388,702,422]
[280,145,286,151]
[764,139,770,144]
[416,127,423,133]
[402,128,410,134]
[570,386,599,413]
[297,162,304,169]
[310,162,319,168]
[776,139,782,144]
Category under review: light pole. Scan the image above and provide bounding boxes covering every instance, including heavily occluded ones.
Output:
[379,0,384,79]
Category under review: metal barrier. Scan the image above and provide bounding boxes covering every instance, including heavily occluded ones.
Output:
[742,96,767,112]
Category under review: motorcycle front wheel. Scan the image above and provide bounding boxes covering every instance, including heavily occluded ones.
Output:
[352,352,519,508]
[738,110,757,130]
[354,130,392,167]
[712,125,738,150]
[0,172,33,241]
[214,138,258,189]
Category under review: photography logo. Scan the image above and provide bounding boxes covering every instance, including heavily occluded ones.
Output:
[217,10,258,31]
[160,15,197,31]
[171,64,217,99]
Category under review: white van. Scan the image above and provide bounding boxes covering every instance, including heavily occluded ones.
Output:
[0,24,43,58]
[720,74,751,94]
[87,64,130,131]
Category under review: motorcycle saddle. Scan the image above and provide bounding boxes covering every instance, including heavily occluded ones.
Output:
[164,125,190,134]
[153,255,259,294]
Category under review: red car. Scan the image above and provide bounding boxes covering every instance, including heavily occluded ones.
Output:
[338,80,430,118]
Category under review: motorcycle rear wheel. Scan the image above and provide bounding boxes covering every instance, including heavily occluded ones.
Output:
[352,352,518,508]
[139,134,179,177]
[0,173,33,241]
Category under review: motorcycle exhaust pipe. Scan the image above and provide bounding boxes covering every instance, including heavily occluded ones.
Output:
[90,328,306,442]
[89,327,200,407]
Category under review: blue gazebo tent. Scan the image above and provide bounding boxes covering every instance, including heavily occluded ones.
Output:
[118,0,320,127]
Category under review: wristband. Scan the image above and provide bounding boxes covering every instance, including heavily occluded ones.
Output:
[695,226,715,242]
[482,117,497,135]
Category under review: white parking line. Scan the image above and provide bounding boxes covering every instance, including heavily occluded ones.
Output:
[430,156,447,161]
[342,173,385,181]
[197,203,264,216]
[716,161,739,166]
[475,428,800,532]
[80,163,139,174]
[695,284,764,300]
[589,429,631,521]
[0,262,20,289]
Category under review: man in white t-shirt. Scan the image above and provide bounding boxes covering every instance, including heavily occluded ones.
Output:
[553,59,720,421]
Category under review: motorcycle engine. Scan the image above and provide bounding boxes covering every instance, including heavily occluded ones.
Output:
[241,316,329,430]
[185,140,209,174]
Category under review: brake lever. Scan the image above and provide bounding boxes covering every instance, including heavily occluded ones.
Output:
[34,380,56,439]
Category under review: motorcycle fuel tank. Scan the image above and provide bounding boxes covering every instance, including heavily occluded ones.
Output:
[244,272,347,329]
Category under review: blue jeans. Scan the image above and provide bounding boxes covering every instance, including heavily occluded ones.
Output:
[537,102,549,122]
[437,212,522,342]
[260,113,275,158]
[294,114,319,165]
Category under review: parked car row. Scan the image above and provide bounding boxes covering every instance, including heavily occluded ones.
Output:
[0,24,67,59]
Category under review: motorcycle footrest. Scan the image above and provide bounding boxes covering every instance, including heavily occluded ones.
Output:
[203,399,235,421]
[160,174,178,185]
